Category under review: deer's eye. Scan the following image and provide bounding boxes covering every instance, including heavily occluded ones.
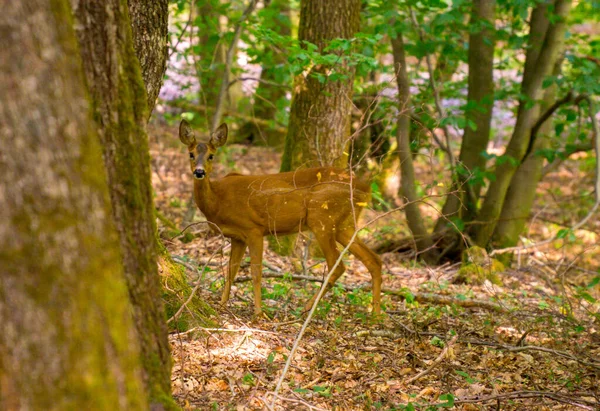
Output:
[189,153,195,159]
[208,154,214,160]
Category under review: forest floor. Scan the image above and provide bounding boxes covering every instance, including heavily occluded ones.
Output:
[149,121,600,410]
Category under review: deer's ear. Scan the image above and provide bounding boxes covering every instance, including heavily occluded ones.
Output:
[209,123,228,148]
[179,119,197,146]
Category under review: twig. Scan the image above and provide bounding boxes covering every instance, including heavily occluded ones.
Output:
[171,326,278,336]
[168,99,288,133]
[168,1,194,58]
[405,334,458,384]
[262,393,328,411]
[229,76,291,89]
[542,142,592,176]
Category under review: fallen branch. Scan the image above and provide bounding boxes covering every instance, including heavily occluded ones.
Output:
[235,272,323,283]
[451,390,599,410]
[384,289,510,313]
[233,271,512,314]
[171,326,278,336]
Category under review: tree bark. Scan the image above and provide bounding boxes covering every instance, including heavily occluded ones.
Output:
[128,0,169,114]
[73,0,172,405]
[391,31,436,259]
[280,0,361,171]
[0,1,145,408]
[435,0,496,232]
[475,0,571,247]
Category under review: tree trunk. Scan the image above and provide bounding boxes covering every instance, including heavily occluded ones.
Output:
[0,1,145,408]
[280,0,361,171]
[492,57,563,251]
[475,0,571,247]
[73,0,172,405]
[391,31,436,259]
[435,0,496,232]
[128,0,169,114]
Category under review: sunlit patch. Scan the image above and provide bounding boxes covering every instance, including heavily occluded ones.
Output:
[170,324,276,401]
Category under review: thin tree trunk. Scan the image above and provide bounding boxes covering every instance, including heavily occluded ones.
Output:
[128,0,169,114]
[210,0,258,132]
[73,0,171,405]
[245,0,291,147]
[0,1,145,408]
[280,0,361,171]
[197,0,227,129]
[475,0,571,247]
[391,31,436,260]
[435,0,496,232]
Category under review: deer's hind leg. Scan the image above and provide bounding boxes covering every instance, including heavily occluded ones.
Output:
[336,228,382,315]
[221,238,247,305]
[304,230,346,313]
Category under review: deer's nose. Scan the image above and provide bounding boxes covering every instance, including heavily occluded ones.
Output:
[193,169,206,179]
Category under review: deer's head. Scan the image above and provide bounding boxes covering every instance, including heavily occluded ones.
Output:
[179,120,228,180]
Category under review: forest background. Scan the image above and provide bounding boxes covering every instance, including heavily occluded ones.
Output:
[1,0,599,410]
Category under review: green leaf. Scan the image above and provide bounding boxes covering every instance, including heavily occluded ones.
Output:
[430,336,444,348]
[578,292,597,304]
[587,276,600,288]
[438,393,455,407]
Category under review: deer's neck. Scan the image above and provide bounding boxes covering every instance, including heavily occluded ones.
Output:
[193,178,218,219]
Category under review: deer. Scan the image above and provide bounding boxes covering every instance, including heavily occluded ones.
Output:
[178,119,382,316]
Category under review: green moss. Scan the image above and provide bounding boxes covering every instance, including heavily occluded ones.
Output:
[461,246,489,265]
[456,246,505,286]
[267,234,296,256]
[157,242,215,332]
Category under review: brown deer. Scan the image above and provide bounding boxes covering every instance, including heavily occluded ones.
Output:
[179,120,382,316]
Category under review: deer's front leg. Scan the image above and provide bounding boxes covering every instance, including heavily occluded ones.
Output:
[221,239,246,305]
[247,233,264,316]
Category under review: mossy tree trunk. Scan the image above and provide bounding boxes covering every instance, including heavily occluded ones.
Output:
[435,0,496,232]
[475,0,572,247]
[391,29,436,260]
[280,0,361,171]
[73,0,172,405]
[128,0,169,114]
[0,1,145,408]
